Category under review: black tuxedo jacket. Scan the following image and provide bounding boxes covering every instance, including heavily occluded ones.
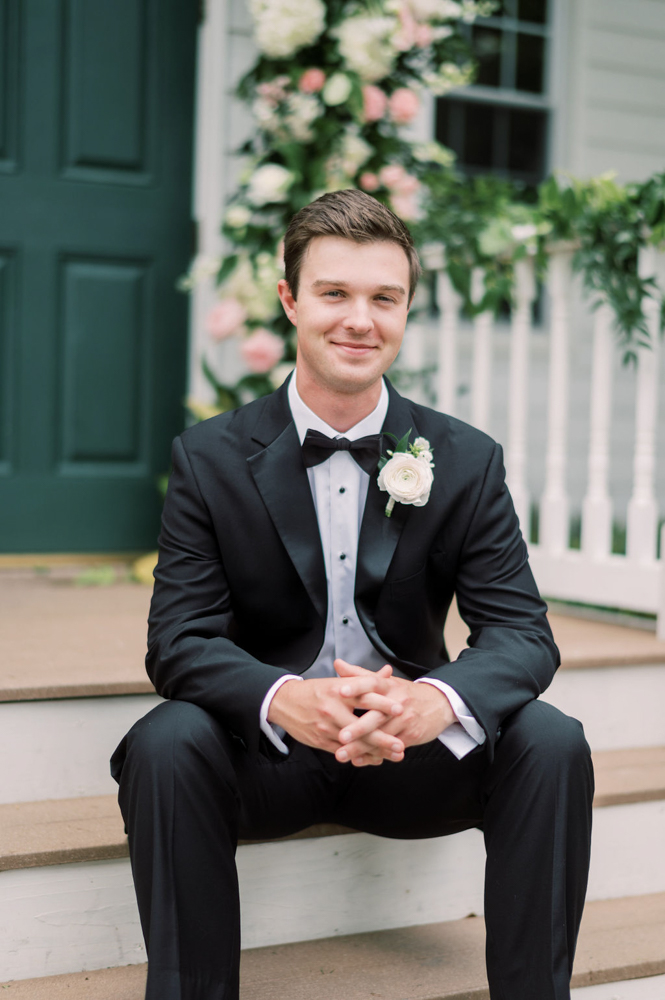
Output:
[147,377,559,761]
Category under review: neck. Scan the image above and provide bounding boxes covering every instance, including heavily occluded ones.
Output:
[294,367,383,433]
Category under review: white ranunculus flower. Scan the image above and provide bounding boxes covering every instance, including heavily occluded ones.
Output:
[340,127,373,175]
[269,362,296,389]
[333,15,397,82]
[409,0,462,19]
[285,92,321,141]
[378,452,434,514]
[225,205,252,228]
[246,163,295,206]
[511,223,538,241]
[413,437,430,452]
[249,0,326,58]
[322,73,353,106]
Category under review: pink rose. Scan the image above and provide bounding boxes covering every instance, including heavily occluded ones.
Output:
[206,298,247,341]
[393,172,420,194]
[389,88,420,125]
[240,328,285,374]
[362,85,388,123]
[415,23,433,47]
[379,164,407,189]
[391,191,419,220]
[359,172,380,192]
[394,6,417,51]
[299,68,326,94]
[256,75,290,105]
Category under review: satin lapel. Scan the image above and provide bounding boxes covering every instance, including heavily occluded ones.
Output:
[355,383,418,627]
[248,390,327,626]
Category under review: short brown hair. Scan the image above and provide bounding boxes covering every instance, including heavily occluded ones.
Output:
[283,189,422,302]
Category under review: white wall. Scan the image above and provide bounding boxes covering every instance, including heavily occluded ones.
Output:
[558,0,665,181]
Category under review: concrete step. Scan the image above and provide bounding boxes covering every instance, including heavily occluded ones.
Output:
[0,893,663,999]
[0,749,663,980]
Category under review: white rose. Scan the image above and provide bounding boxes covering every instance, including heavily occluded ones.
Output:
[246,164,295,206]
[225,205,252,228]
[269,362,296,389]
[413,437,430,451]
[418,450,434,466]
[249,0,326,58]
[322,73,353,106]
[511,223,538,241]
[378,452,434,508]
[333,16,397,82]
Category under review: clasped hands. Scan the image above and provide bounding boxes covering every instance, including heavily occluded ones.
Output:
[268,659,456,767]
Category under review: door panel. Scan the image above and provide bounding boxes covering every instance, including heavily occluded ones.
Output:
[0,0,197,551]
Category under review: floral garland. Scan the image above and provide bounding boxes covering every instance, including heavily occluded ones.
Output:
[182,0,492,416]
[182,0,665,419]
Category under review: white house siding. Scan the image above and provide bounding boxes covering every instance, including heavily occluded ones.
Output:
[560,0,665,181]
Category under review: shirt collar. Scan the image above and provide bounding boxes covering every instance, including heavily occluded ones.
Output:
[287,370,389,445]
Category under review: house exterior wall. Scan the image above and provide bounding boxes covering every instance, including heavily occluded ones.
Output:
[557,0,665,181]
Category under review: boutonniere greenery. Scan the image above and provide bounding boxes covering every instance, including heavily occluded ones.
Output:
[378,431,434,518]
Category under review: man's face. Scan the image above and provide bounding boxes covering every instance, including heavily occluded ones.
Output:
[278,236,411,395]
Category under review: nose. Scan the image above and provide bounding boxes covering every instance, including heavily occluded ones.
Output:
[342,299,374,334]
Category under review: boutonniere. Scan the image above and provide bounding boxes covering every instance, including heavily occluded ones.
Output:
[377,431,434,518]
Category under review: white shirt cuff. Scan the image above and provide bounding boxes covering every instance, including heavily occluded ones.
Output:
[259,674,303,755]
[414,678,486,760]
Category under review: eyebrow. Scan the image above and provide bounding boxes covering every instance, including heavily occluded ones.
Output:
[311,279,406,295]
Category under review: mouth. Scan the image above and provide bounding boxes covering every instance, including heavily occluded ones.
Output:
[331,341,378,358]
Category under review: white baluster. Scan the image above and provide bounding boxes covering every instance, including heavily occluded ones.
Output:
[581,299,614,559]
[400,321,426,404]
[436,266,462,415]
[507,257,535,535]
[540,246,573,554]
[626,246,661,563]
[470,268,493,433]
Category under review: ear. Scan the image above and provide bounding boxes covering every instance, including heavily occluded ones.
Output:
[277,278,297,326]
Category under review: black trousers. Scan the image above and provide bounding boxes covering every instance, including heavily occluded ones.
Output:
[111,698,593,1000]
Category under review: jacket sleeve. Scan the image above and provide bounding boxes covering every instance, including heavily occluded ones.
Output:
[146,435,293,754]
[424,442,560,760]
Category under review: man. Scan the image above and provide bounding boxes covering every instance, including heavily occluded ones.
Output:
[112,189,593,1000]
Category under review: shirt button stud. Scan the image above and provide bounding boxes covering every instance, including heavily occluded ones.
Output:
[339,487,346,494]
[340,553,346,560]
[342,617,349,625]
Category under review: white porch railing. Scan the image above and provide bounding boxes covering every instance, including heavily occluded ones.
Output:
[402,244,665,636]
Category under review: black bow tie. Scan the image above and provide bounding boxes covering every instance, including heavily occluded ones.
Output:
[301,429,382,475]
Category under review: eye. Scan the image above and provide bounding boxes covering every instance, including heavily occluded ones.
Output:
[324,289,344,298]
[376,295,396,304]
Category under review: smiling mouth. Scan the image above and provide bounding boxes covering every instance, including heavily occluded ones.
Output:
[332,342,377,355]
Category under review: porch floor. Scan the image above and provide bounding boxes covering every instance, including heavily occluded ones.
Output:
[1,564,665,702]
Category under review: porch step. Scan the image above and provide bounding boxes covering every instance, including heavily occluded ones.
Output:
[3,573,665,705]
[1,746,663,873]
[1,893,663,1000]
[1,748,664,980]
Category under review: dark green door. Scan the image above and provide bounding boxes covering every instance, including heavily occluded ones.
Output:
[0,0,197,551]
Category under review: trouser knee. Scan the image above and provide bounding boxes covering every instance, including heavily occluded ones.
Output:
[497,699,593,784]
[111,699,237,795]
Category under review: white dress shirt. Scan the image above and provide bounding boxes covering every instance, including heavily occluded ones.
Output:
[259,374,486,759]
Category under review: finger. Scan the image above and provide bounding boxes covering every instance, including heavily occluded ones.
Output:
[337,675,391,699]
[334,659,393,679]
[338,709,388,744]
[336,734,404,763]
[354,692,404,716]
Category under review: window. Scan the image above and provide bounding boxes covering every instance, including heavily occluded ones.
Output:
[435,0,550,185]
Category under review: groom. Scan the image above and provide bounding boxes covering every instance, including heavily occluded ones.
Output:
[112,189,593,1000]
